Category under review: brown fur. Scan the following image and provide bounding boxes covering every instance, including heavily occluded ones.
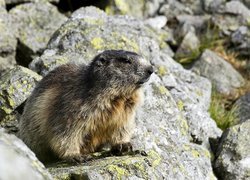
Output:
[18,50,152,163]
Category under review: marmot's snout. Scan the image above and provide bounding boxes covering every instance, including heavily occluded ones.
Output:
[138,65,153,84]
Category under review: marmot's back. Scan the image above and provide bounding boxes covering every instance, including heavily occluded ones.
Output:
[19,50,153,163]
[19,64,82,161]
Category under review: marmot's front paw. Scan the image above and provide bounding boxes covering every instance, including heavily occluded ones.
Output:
[66,154,93,164]
[111,142,133,155]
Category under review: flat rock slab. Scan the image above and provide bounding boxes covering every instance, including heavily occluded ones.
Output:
[214,120,250,180]
[192,49,245,95]
[0,66,42,120]
[0,128,52,180]
[9,1,67,64]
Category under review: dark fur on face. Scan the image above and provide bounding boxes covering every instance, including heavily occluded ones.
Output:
[86,50,153,95]
[18,50,153,163]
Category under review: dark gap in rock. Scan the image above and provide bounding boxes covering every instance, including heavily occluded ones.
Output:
[15,101,25,115]
[70,173,90,180]
[15,40,41,68]
[57,0,109,13]
[190,134,203,145]
[6,2,30,11]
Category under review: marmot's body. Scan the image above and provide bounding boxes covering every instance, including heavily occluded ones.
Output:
[19,50,153,163]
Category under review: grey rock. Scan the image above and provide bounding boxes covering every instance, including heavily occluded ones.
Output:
[192,49,245,95]
[144,0,165,17]
[0,66,42,120]
[154,53,221,147]
[0,0,5,8]
[178,0,204,14]
[9,2,67,65]
[0,8,17,74]
[175,30,200,61]
[234,93,250,124]
[176,15,211,31]
[211,14,244,35]
[231,26,250,56]
[106,0,144,18]
[220,1,250,22]
[145,16,167,30]
[214,120,250,180]
[30,7,220,179]
[159,0,193,21]
[0,128,52,180]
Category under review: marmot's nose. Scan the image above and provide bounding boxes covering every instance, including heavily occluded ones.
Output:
[147,66,154,75]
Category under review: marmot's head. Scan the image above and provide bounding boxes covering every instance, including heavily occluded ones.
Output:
[88,50,153,95]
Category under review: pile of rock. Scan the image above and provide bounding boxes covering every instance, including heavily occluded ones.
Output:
[0,0,249,179]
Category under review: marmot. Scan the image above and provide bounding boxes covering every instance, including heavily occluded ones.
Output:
[19,50,153,163]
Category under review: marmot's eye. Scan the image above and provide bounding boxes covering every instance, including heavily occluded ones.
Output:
[119,58,132,64]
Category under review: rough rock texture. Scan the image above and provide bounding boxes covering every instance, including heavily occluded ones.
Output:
[192,49,245,95]
[106,0,145,18]
[28,7,221,179]
[159,0,193,21]
[144,16,167,30]
[0,128,52,180]
[235,93,250,124]
[210,1,250,35]
[214,120,250,180]
[9,2,67,65]
[0,66,42,121]
[231,26,250,57]
[0,6,17,75]
[175,30,200,61]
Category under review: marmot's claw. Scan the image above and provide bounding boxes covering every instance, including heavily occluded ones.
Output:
[67,155,93,164]
[111,142,133,155]
[133,150,148,156]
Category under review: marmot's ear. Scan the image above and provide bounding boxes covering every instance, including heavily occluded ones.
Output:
[96,55,108,66]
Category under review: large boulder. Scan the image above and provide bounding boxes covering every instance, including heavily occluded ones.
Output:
[0,6,17,75]
[0,128,52,180]
[29,6,221,179]
[214,120,250,180]
[0,66,42,122]
[192,49,245,95]
[9,2,67,65]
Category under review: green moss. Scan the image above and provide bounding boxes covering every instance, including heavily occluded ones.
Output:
[147,150,161,168]
[120,36,139,52]
[91,37,104,50]
[158,86,168,95]
[0,106,12,114]
[178,115,189,136]
[177,100,184,111]
[191,149,200,158]
[158,66,167,77]
[209,89,238,130]
[107,164,128,179]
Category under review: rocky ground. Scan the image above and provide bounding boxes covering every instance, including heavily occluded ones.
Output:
[0,0,249,179]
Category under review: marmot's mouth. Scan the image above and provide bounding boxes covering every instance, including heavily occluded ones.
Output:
[137,77,150,85]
